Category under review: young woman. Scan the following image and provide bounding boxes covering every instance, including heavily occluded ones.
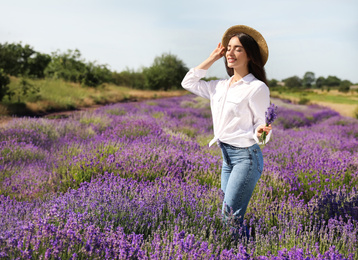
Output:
[181,25,272,231]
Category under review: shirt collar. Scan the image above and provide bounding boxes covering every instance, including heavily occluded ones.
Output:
[229,73,255,86]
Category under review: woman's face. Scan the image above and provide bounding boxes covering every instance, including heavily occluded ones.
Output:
[226,36,249,70]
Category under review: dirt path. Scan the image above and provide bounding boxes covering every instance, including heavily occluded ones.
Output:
[0,116,12,128]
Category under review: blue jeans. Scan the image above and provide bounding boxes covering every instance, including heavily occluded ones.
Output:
[219,142,263,225]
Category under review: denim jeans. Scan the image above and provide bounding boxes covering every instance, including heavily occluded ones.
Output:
[219,141,263,225]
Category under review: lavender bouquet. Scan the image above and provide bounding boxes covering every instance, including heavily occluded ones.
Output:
[261,103,278,145]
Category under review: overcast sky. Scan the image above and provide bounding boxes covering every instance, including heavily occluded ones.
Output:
[1,0,357,83]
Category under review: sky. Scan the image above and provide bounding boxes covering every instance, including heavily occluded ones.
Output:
[1,0,358,83]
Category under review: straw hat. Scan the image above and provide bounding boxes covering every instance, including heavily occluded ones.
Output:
[221,25,269,65]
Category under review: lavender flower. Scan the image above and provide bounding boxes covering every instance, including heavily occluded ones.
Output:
[260,103,278,144]
[265,103,278,126]
[1,95,358,258]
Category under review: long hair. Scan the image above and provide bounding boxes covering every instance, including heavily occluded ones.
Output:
[224,33,268,86]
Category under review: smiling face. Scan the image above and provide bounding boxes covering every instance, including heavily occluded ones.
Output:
[225,36,250,72]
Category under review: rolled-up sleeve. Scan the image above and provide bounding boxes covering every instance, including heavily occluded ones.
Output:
[249,85,272,144]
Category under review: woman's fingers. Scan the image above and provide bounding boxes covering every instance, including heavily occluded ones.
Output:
[257,124,272,137]
[265,124,272,133]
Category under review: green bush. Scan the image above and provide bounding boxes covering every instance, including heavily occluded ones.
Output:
[143,53,188,91]
[0,68,11,101]
[283,76,303,88]
[0,42,50,78]
[45,49,112,87]
[298,97,310,105]
[112,69,145,89]
[338,80,351,93]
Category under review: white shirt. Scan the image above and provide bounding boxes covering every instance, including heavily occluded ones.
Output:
[181,68,271,147]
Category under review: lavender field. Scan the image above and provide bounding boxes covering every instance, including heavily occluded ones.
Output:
[0,94,357,259]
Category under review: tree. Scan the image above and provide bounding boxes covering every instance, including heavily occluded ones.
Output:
[316,76,325,89]
[0,42,52,78]
[0,42,35,76]
[268,79,278,87]
[0,69,11,101]
[45,49,86,82]
[112,69,145,89]
[28,52,51,78]
[143,53,188,91]
[13,77,40,102]
[45,49,113,87]
[283,76,302,88]
[303,71,315,88]
[324,75,341,87]
[80,62,112,87]
[339,80,351,93]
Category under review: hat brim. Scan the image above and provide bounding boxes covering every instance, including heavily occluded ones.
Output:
[221,25,269,65]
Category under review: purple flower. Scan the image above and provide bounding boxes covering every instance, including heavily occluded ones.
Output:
[265,103,278,126]
[261,103,278,144]
[1,94,358,258]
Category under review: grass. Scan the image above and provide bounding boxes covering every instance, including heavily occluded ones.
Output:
[2,77,357,120]
[271,88,358,118]
[0,76,187,116]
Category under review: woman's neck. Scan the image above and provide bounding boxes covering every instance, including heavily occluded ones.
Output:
[232,67,250,82]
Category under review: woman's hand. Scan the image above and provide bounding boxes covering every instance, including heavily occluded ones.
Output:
[196,43,226,70]
[256,124,272,138]
[209,43,226,61]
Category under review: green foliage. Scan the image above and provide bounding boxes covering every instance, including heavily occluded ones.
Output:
[0,42,34,76]
[44,49,86,82]
[3,76,41,104]
[268,78,278,87]
[45,49,111,87]
[0,42,50,78]
[203,76,220,81]
[303,71,315,87]
[28,52,51,78]
[15,77,40,102]
[315,76,325,88]
[298,97,310,105]
[2,41,356,97]
[143,53,188,91]
[81,62,112,87]
[338,80,351,93]
[112,69,145,88]
[0,69,11,101]
[283,76,302,88]
[324,75,341,87]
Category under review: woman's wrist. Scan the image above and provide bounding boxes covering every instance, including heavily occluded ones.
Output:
[196,43,225,70]
[196,57,216,70]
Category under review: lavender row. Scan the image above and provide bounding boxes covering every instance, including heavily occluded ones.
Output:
[1,95,357,258]
[1,174,356,259]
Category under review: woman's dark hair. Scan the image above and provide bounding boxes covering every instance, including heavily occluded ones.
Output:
[224,33,268,86]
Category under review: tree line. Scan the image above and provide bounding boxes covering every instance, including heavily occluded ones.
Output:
[0,42,355,103]
[269,72,354,93]
[0,42,189,101]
